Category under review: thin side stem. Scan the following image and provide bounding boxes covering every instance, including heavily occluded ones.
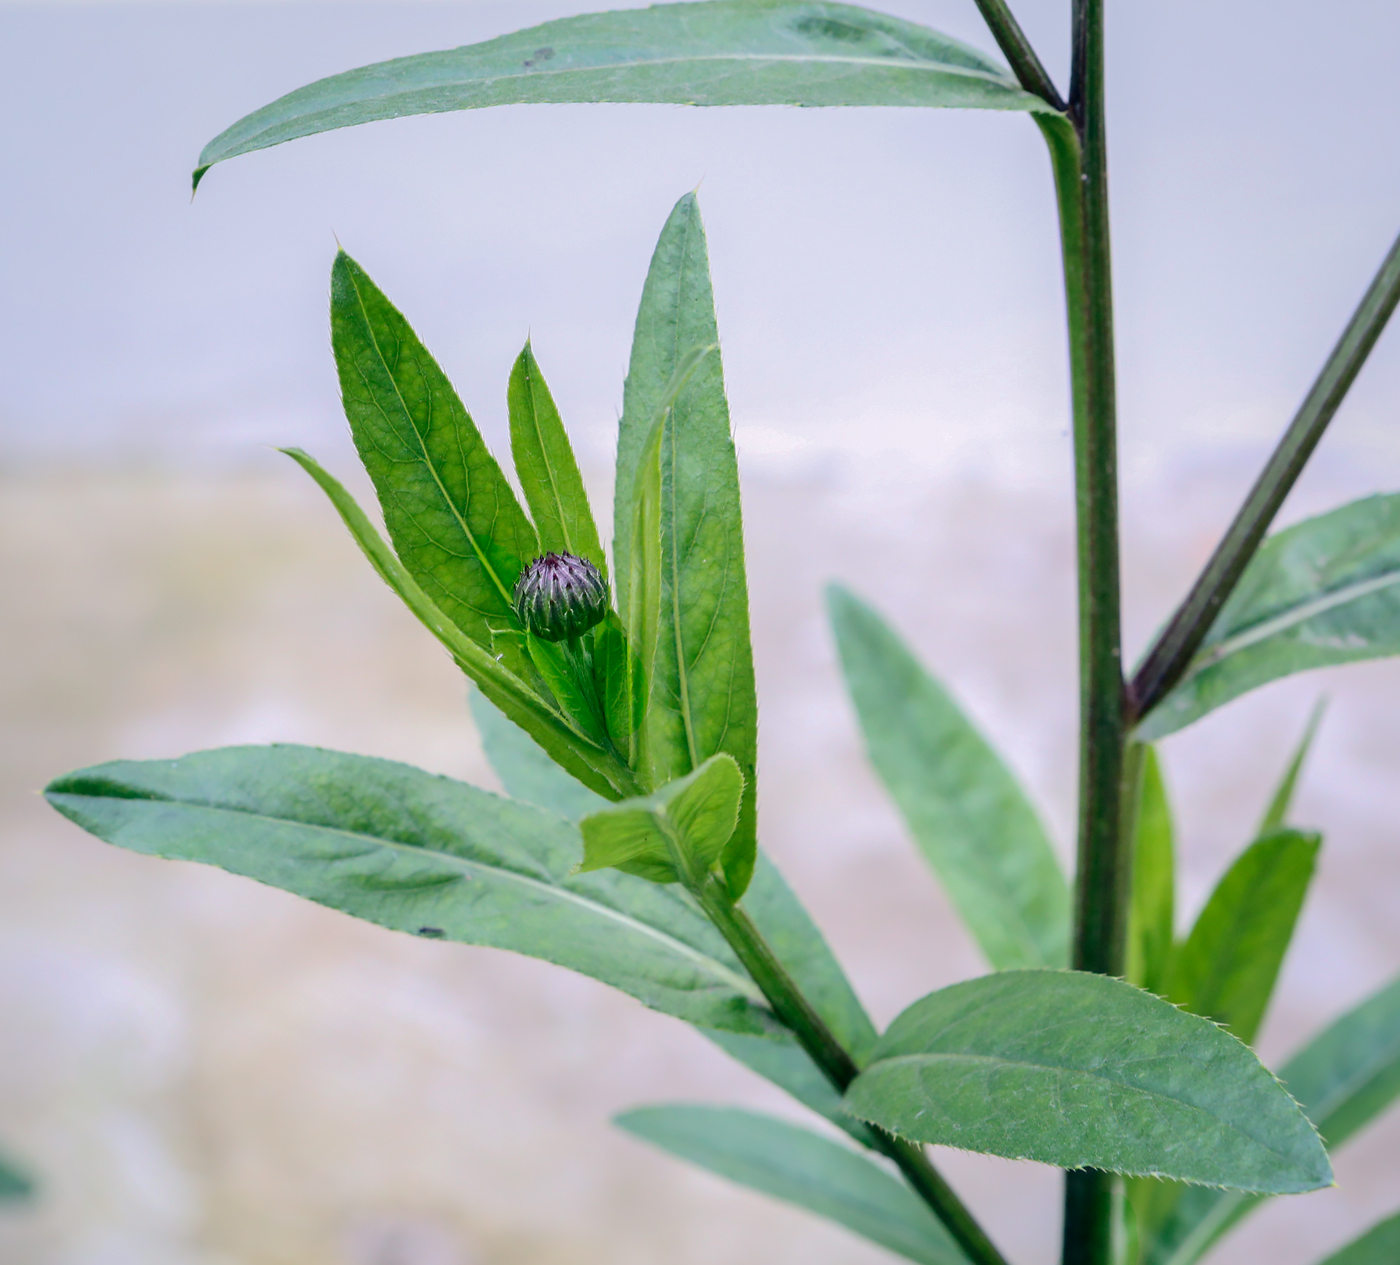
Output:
[693,883,1012,1265]
[971,0,1066,112]
[1130,224,1400,719]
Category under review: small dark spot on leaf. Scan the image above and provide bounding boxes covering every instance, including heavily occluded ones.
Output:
[536,47,556,60]
[791,15,872,44]
[416,926,446,939]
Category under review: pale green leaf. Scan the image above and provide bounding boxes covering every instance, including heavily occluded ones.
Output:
[1139,494,1400,740]
[45,745,782,1036]
[1126,746,1175,996]
[615,1105,966,1265]
[844,970,1331,1193]
[195,0,1056,187]
[827,585,1068,970]
[1317,1210,1400,1265]
[1258,699,1325,835]
[0,1151,34,1203]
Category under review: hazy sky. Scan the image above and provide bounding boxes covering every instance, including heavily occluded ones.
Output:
[3,0,1398,497]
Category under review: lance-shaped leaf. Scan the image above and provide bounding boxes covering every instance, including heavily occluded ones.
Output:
[616,1105,965,1265]
[1126,747,1175,996]
[616,194,759,896]
[287,450,635,798]
[844,970,1331,1193]
[45,745,782,1037]
[828,585,1069,970]
[507,341,607,575]
[331,250,539,682]
[194,0,1058,187]
[1136,970,1400,1265]
[1258,699,1326,835]
[1139,493,1400,740]
[1164,829,1320,1046]
[579,754,743,884]
[1317,1210,1400,1265]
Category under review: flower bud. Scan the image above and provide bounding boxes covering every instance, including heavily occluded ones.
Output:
[513,552,609,642]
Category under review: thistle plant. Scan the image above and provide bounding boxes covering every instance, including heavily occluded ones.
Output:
[43,3,1400,1264]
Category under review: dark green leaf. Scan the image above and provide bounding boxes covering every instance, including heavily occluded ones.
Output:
[579,754,743,883]
[507,341,607,575]
[1317,1210,1400,1265]
[1126,746,1175,996]
[45,745,781,1037]
[0,1152,34,1203]
[615,1105,966,1265]
[195,0,1057,187]
[1136,970,1400,1265]
[286,449,634,798]
[1164,829,1319,1045]
[1138,493,1400,740]
[844,970,1331,1193]
[331,250,539,682]
[615,194,759,896]
[827,585,1069,970]
[1258,699,1325,835]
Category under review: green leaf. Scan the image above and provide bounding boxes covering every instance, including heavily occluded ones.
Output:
[1138,493,1400,740]
[579,754,743,884]
[1126,747,1175,996]
[844,970,1331,1193]
[194,0,1058,187]
[615,1105,966,1265]
[1317,1210,1400,1265]
[0,1152,34,1202]
[45,745,783,1037]
[507,341,607,576]
[1258,699,1325,835]
[285,449,635,799]
[1135,970,1400,1265]
[331,250,539,683]
[615,194,759,896]
[827,585,1069,971]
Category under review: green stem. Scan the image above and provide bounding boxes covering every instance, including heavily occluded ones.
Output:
[971,0,1067,111]
[1130,224,1400,720]
[1044,0,1129,1260]
[692,881,1012,1265]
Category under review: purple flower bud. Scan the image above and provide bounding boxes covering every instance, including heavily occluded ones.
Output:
[512,552,609,642]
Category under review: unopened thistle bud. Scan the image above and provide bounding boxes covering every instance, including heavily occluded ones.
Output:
[513,552,609,642]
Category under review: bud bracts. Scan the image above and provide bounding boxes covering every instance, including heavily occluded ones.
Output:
[513,552,609,642]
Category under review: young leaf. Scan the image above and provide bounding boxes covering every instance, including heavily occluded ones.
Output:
[578,754,743,885]
[1258,699,1326,835]
[1126,747,1175,995]
[616,194,760,896]
[331,250,539,682]
[1138,493,1400,740]
[1134,970,1400,1265]
[615,1105,965,1265]
[827,584,1069,971]
[844,970,1331,1193]
[1317,1211,1400,1265]
[507,341,607,575]
[1164,829,1319,1045]
[284,449,634,799]
[194,0,1058,187]
[45,745,781,1037]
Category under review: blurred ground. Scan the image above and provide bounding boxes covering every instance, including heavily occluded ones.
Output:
[3,2,1400,1264]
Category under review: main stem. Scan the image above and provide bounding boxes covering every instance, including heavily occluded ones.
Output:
[694,882,1012,1265]
[1052,0,1130,1259]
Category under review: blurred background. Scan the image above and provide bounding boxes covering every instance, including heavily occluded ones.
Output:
[2,1,1399,1262]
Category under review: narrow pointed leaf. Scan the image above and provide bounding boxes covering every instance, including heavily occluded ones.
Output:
[828,585,1069,970]
[507,342,607,575]
[1258,699,1325,835]
[0,1153,34,1202]
[844,970,1331,1193]
[194,0,1057,187]
[45,746,783,1036]
[1137,971,1400,1265]
[616,194,759,896]
[1165,829,1319,1045]
[1139,493,1400,740]
[286,449,633,799]
[1317,1210,1400,1265]
[1127,747,1175,995]
[331,250,539,681]
[617,1106,967,1264]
